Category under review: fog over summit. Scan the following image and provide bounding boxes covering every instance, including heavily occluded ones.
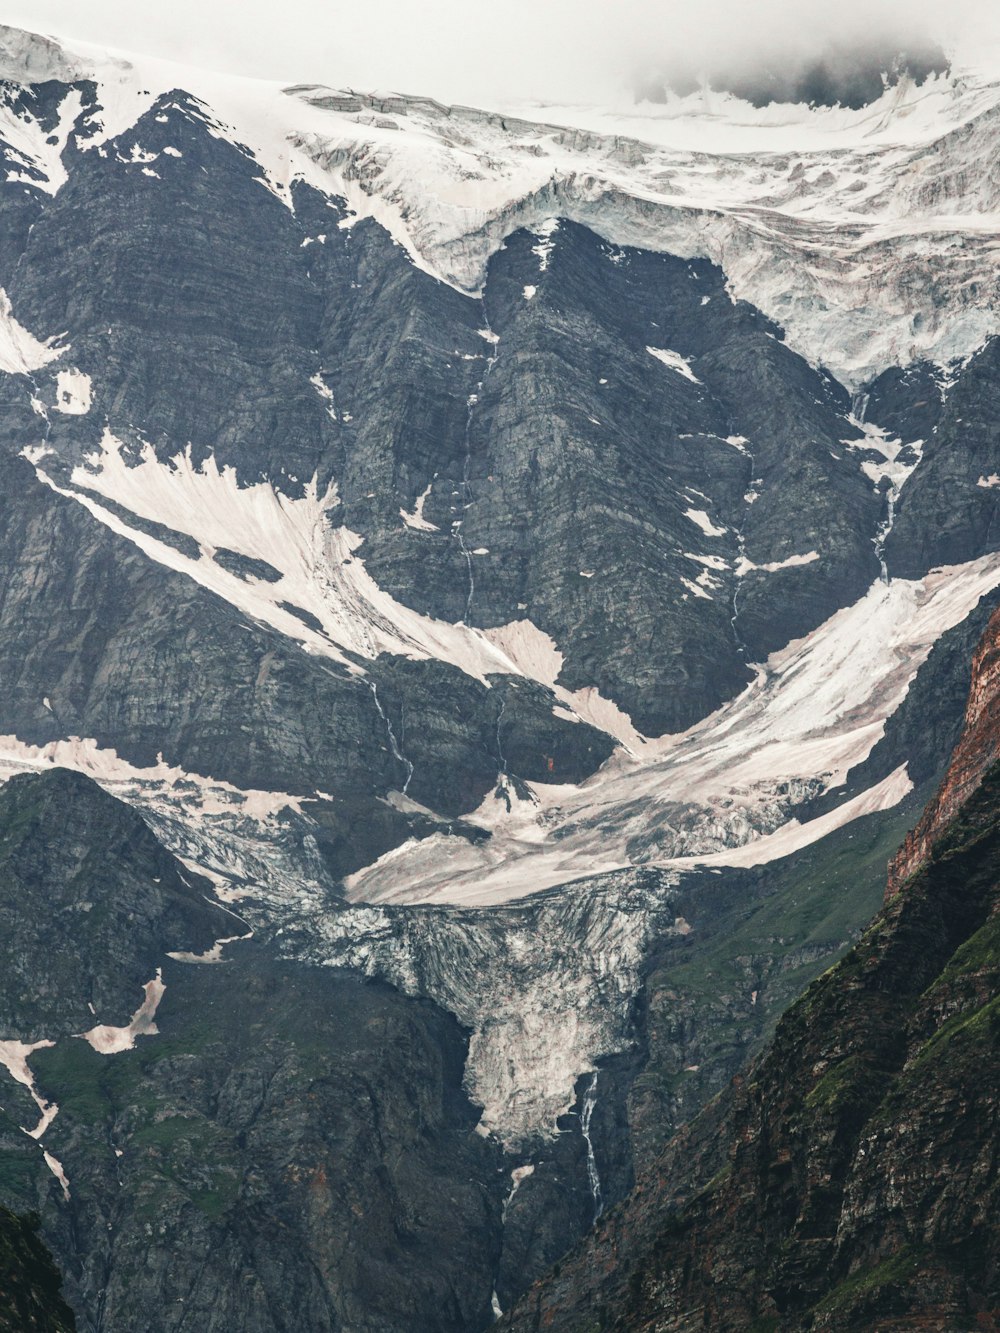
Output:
[0,0,996,106]
[637,34,950,109]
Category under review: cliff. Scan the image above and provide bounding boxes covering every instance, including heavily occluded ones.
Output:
[888,601,1000,897]
[504,616,1000,1331]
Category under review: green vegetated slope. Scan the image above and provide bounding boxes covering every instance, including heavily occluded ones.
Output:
[506,767,1000,1331]
[0,768,503,1333]
[628,790,927,1168]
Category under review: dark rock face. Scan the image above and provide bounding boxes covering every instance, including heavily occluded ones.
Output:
[0,58,988,780]
[31,952,502,1333]
[0,771,505,1332]
[0,455,388,798]
[0,768,230,1039]
[367,658,613,813]
[889,603,1000,894]
[621,794,924,1177]
[503,636,1000,1332]
[0,89,607,853]
[0,80,889,743]
[0,43,997,1333]
[885,340,1000,578]
[462,225,880,731]
[0,1207,75,1332]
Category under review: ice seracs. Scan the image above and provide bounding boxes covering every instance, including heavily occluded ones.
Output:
[5,21,1000,384]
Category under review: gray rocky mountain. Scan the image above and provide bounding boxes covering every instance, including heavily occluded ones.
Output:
[0,20,999,1332]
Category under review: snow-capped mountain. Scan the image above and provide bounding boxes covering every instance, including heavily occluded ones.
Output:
[0,18,999,1330]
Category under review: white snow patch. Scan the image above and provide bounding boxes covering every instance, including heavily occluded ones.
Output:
[43,1151,70,1200]
[522,284,537,300]
[167,931,252,965]
[25,435,526,683]
[0,84,82,196]
[680,575,712,600]
[80,972,165,1054]
[481,620,563,687]
[560,686,649,754]
[0,732,305,818]
[978,474,1000,488]
[736,550,820,576]
[531,217,559,271]
[683,508,726,537]
[52,368,92,415]
[647,346,700,384]
[684,552,728,570]
[27,436,648,732]
[346,553,1000,906]
[848,427,924,495]
[400,481,439,532]
[121,142,157,164]
[0,1039,58,1138]
[309,372,337,420]
[0,289,61,374]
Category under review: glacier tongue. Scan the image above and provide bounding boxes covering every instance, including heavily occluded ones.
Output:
[287,867,682,1148]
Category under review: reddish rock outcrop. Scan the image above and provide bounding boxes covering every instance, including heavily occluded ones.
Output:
[888,603,1000,897]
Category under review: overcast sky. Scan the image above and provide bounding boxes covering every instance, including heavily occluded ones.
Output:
[2,0,997,105]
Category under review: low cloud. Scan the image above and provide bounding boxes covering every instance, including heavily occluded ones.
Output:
[3,0,998,106]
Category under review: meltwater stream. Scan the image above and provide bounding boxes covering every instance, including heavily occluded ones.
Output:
[581,1070,604,1225]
